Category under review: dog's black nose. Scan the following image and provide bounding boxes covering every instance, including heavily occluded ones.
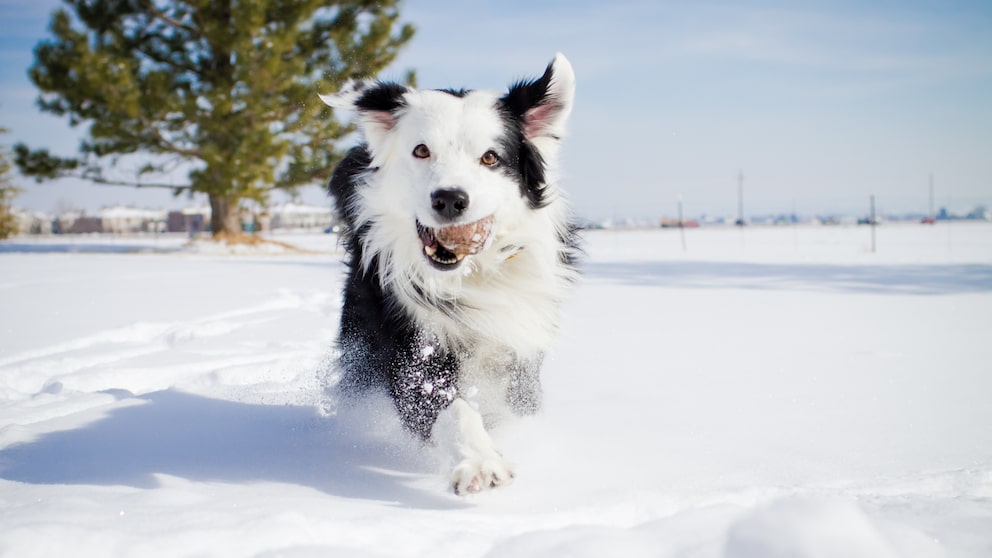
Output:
[431,188,470,221]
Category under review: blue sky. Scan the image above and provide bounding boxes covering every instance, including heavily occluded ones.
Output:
[2,0,990,219]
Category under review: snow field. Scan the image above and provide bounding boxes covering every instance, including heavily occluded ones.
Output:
[1,223,990,557]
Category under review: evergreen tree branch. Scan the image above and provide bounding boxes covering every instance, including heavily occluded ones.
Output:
[86,175,193,190]
[15,143,191,191]
[138,0,200,37]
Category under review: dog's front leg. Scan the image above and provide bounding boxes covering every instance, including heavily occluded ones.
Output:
[434,398,515,495]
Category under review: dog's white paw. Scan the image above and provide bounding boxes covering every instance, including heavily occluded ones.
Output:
[450,456,515,495]
[436,398,516,495]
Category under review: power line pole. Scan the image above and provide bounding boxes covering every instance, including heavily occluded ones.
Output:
[869,194,876,253]
[735,169,745,227]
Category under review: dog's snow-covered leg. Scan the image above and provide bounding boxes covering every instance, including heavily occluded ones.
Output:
[435,398,515,495]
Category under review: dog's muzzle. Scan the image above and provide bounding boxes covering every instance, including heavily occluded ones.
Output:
[416,215,494,270]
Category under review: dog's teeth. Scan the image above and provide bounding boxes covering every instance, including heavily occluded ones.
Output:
[455,253,466,262]
[424,245,437,257]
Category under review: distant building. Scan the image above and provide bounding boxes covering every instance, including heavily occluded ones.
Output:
[167,206,211,234]
[100,206,167,234]
[660,218,699,228]
[268,202,334,231]
[67,216,104,234]
[53,210,98,234]
[12,209,52,235]
[936,205,991,222]
[966,205,990,221]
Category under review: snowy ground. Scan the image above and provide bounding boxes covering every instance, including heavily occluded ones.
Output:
[1,223,991,557]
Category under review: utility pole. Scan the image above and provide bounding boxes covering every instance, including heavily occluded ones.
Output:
[735,169,745,227]
[869,194,876,253]
[928,173,935,223]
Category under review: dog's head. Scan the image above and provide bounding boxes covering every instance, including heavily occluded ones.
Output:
[321,54,575,275]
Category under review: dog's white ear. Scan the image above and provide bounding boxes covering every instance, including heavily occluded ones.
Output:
[319,80,409,147]
[502,53,575,142]
[318,79,372,111]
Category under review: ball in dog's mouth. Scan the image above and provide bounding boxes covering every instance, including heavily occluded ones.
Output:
[417,215,494,270]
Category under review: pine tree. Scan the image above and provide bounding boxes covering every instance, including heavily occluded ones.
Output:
[1,124,22,240]
[15,0,414,238]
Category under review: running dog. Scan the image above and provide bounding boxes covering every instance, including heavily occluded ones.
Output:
[320,54,578,494]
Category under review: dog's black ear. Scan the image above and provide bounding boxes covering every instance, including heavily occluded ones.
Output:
[501,53,575,144]
[320,80,409,149]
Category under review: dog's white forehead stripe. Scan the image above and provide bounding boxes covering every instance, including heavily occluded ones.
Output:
[397,90,506,154]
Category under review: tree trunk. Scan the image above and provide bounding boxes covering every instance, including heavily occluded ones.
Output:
[209,194,242,238]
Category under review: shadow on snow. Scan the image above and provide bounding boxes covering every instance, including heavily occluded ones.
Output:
[585,261,992,295]
[0,242,182,254]
[0,389,464,510]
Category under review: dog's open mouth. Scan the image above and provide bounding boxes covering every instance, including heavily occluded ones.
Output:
[416,215,494,270]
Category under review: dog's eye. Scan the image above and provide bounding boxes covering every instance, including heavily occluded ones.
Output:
[412,144,431,159]
[480,150,499,167]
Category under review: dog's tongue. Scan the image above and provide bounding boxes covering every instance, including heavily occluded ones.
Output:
[435,215,494,256]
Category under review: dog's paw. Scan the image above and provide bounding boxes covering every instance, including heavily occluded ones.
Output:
[450,457,515,495]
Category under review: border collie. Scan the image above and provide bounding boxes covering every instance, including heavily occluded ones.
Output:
[320,54,578,494]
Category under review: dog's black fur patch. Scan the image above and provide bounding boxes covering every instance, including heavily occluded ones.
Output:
[354,83,408,113]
